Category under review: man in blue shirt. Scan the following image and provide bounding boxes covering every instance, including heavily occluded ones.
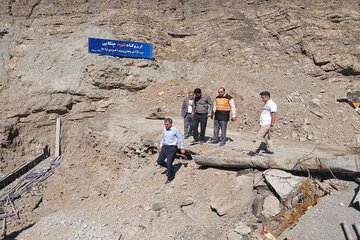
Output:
[157,118,185,183]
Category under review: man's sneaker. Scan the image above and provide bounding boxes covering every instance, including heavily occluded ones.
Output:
[191,139,199,144]
[263,149,274,154]
[199,141,204,145]
[165,176,174,184]
[209,139,219,144]
[219,142,226,147]
[247,151,257,156]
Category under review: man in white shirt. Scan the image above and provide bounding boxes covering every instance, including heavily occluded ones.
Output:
[248,91,277,156]
[181,91,194,139]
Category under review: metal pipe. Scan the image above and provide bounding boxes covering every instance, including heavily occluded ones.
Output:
[341,221,354,240]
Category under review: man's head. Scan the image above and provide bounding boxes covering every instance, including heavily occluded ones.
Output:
[164,118,173,130]
[260,91,271,103]
[193,88,202,98]
[188,90,194,99]
[218,87,225,97]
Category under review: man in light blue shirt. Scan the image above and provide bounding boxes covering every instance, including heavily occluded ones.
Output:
[157,118,185,184]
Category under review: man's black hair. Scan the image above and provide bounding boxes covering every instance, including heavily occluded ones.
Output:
[164,118,173,124]
[260,91,271,98]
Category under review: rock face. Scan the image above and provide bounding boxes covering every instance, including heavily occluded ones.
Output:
[0,0,359,161]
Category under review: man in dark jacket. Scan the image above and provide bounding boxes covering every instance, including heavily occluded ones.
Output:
[211,87,236,146]
[181,91,194,139]
[191,88,213,144]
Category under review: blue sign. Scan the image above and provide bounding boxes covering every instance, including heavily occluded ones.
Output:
[88,37,153,59]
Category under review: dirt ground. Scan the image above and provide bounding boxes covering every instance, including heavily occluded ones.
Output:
[1,113,357,240]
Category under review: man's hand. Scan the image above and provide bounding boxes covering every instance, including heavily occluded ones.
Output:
[157,146,162,152]
[231,116,237,121]
[180,148,185,154]
[269,125,274,132]
[208,113,213,119]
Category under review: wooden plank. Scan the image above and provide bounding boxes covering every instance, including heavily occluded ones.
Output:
[0,147,49,191]
[55,116,61,158]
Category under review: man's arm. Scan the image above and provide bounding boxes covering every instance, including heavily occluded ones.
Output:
[207,96,213,117]
[181,99,186,117]
[270,112,276,131]
[175,128,185,153]
[230,98,236,120]
[191,100,196,116]
[159,130,164,149]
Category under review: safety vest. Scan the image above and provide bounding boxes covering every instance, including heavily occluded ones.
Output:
[215,95,232,112]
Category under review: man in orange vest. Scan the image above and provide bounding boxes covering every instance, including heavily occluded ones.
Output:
[210,87,236,146]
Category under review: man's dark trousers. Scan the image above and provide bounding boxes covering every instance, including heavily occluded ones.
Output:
[183,113,192,138]
[192,113,208,141]
[157,145,177,180]
[213,119,228,143]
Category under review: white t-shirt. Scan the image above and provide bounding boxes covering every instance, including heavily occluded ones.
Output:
[259,99,277,126]
[187,100,193,113]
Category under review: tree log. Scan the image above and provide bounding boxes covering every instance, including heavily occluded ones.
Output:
[193,155,360,173]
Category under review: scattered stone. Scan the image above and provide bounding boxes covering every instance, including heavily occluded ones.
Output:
[144,206,152,211]
[227,231,240,240]
[339,202,345,207]
[262,195,281,218]
[180,198,195,207]
[152,203,165,211]
[234,221,252,235]
[304,117,311,125]
[309,98,321,108]
[146,107,166,119]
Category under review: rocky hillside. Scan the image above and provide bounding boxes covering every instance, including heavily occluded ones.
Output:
[0,0,359,238]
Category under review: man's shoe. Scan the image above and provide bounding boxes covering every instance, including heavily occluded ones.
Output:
[209,140,219,144]
[247,151,257,156]
[199,141,204,145]
[263,149,274,154]
[191,139,199,143]
[165,176,174,184]
[219,142,225,147]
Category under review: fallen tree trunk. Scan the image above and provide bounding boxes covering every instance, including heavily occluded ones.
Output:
[193,155,360,173]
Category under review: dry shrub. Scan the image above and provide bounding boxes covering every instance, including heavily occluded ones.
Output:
[263,178,321,237]
[275,179,320,235]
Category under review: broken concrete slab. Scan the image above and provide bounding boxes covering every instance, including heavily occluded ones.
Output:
[252,196,264,217]
[262,195,281,218]
[253,172,268,190]
[280,181,359,240]
[263,169,303,199]
[210,175,253,217]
